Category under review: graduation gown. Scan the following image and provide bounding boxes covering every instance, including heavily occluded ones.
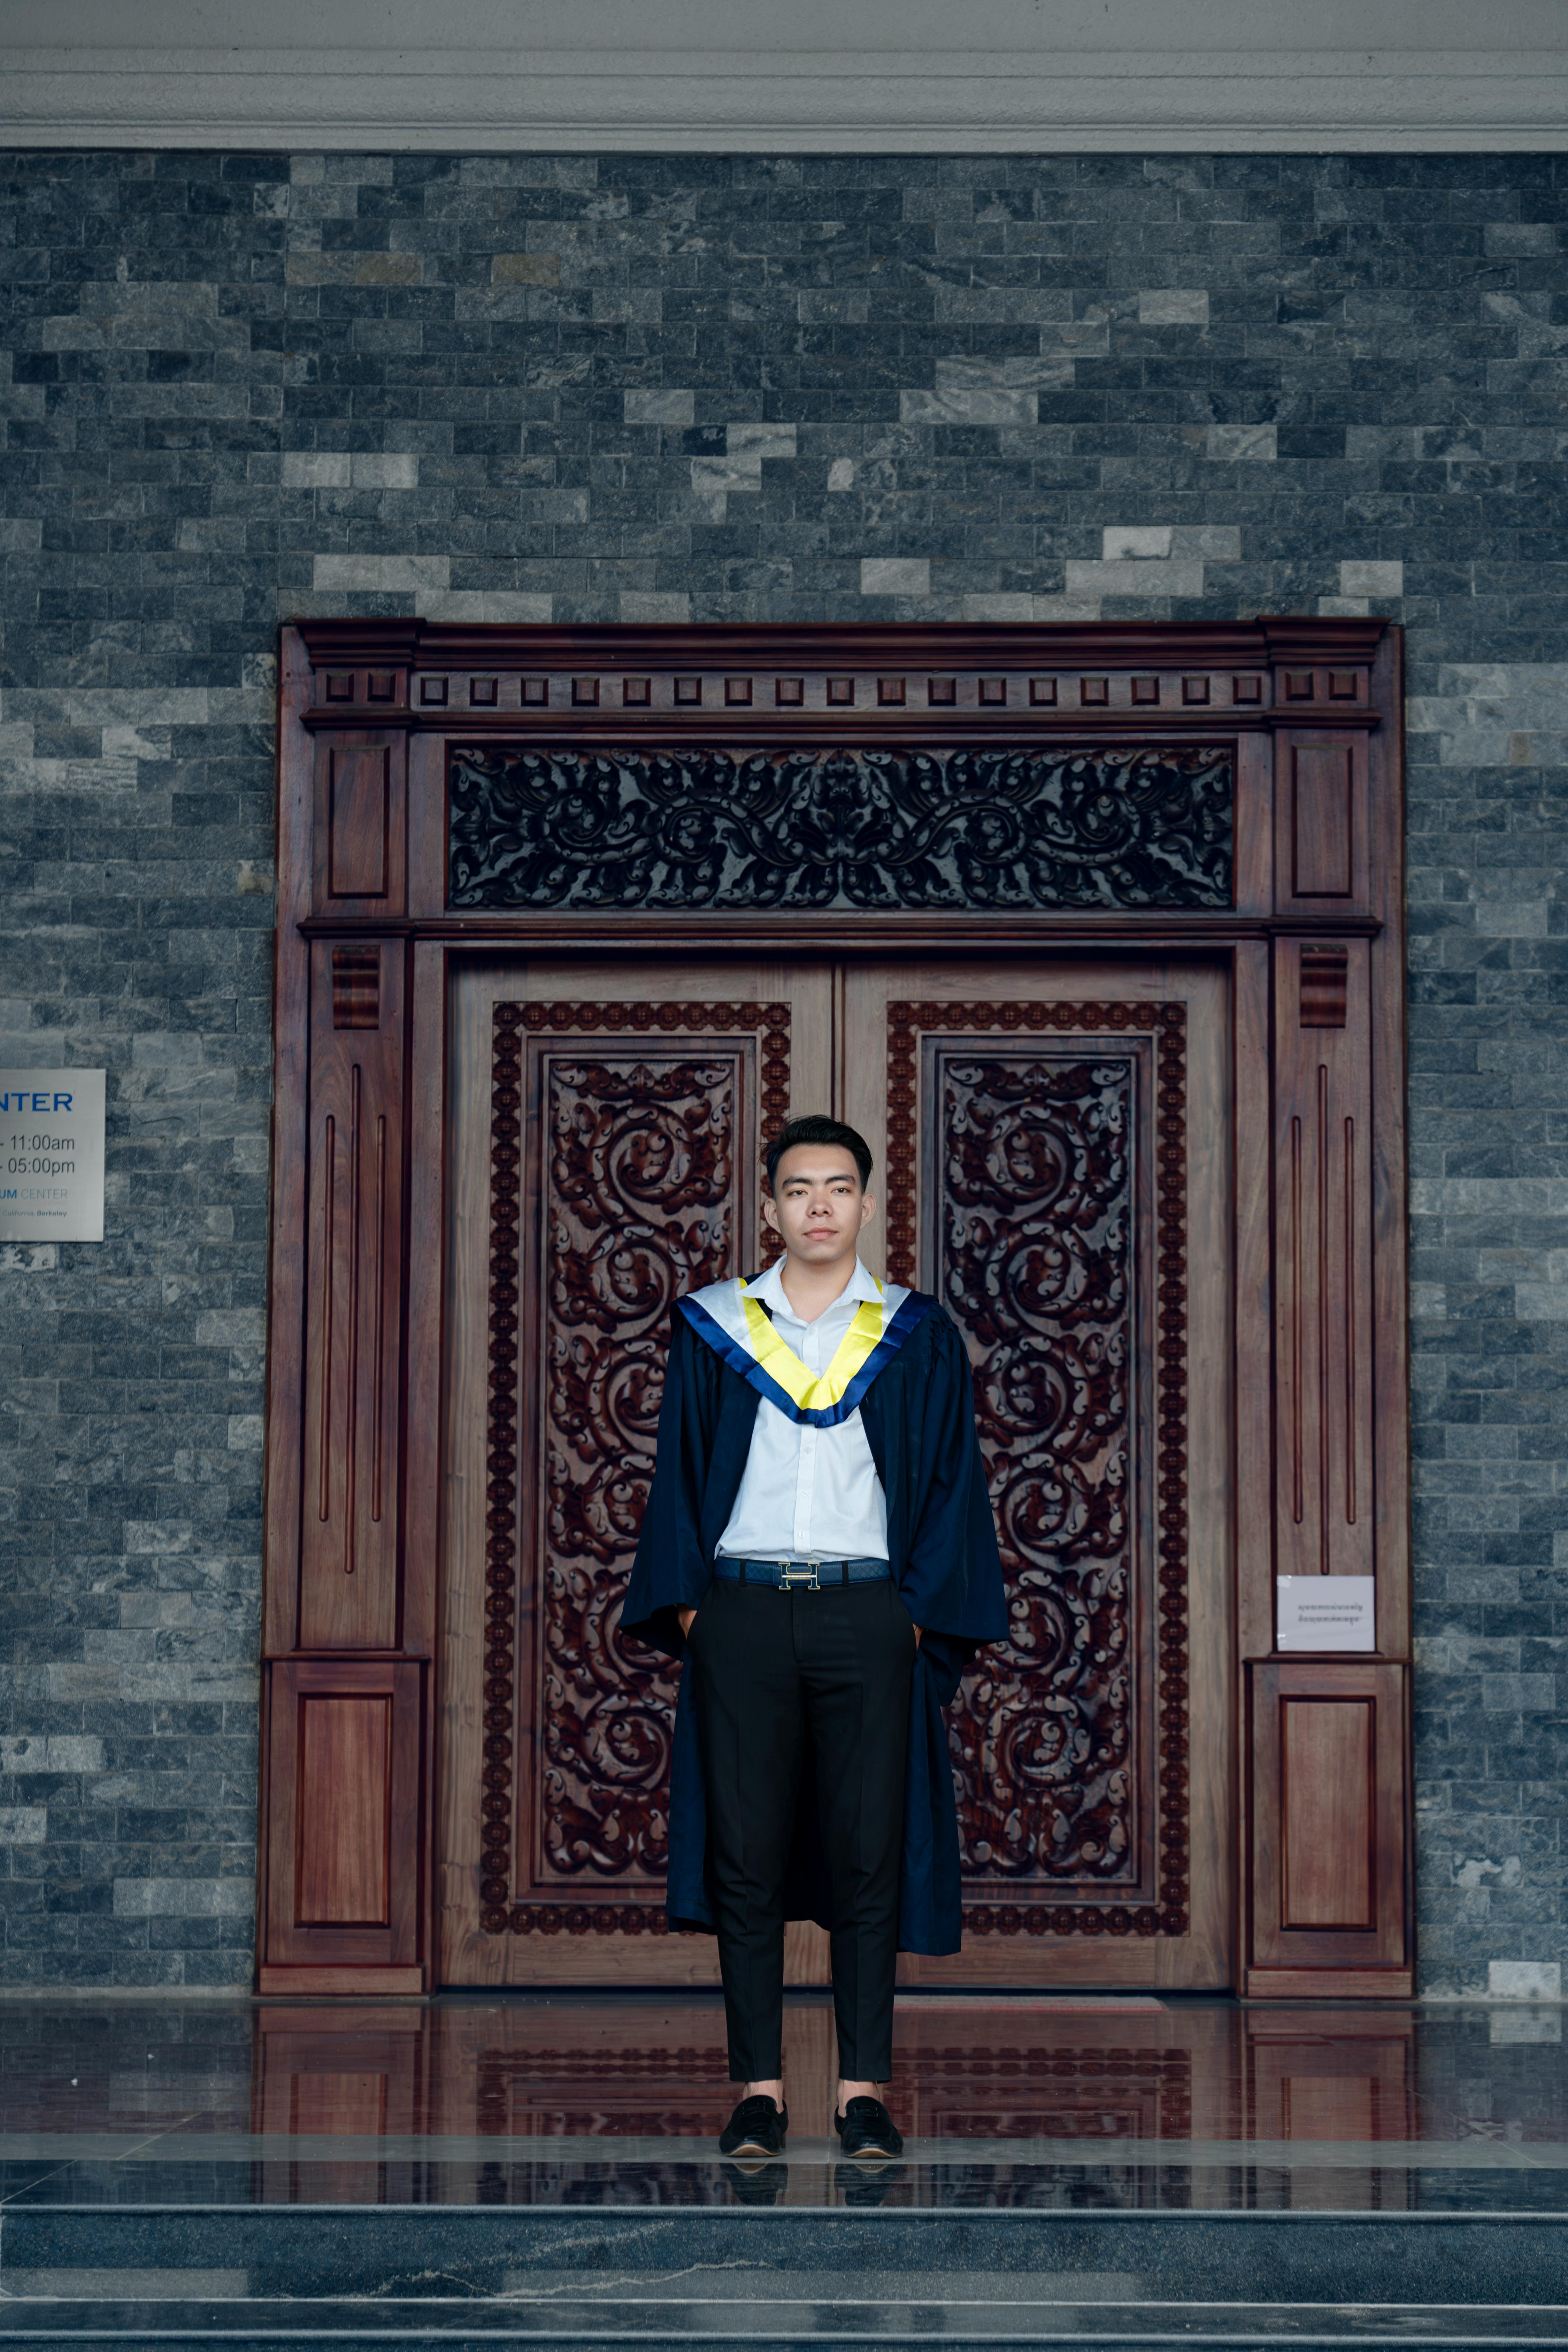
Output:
[621,1285,1007,1957]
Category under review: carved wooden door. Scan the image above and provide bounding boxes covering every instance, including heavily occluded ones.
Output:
[439,950,1230,1989]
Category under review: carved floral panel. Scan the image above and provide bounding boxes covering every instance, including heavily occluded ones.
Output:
[481,1001,790,1936]
[886,1000,1190,1940]
[936,1046,1149,1894]
[535,1050,739,1884]
[449,744,1233,913]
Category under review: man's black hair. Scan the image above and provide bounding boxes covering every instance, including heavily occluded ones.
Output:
[764,1114,873,1193]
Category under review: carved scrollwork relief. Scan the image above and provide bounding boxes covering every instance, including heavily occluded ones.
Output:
[481,1000,791,1936]
[885,1001,1189,1942]
[448,743,1233,913]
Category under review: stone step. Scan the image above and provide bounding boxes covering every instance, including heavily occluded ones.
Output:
[2,2207,1566,2347]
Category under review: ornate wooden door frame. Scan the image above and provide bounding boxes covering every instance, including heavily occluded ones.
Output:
[259,618,1412,2000]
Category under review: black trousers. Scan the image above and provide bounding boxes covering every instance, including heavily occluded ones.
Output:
[687,1574,917,2084]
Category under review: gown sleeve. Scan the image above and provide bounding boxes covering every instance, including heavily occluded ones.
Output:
[896,1308,1009,1660]
[620,1307,722,1660]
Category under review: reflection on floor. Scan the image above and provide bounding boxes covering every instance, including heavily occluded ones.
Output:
[0,1994,1564,2211]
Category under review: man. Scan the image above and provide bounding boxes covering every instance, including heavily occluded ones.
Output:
[623,1114,1006,2163]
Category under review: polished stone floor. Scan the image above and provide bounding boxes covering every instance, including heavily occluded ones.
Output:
[0,1993,1564,2213]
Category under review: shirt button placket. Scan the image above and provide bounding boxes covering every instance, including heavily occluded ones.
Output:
[797,1315,820,1553]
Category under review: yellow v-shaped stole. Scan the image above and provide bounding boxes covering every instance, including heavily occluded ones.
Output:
[738,1284,888,1419]
[678,1273,933,1427]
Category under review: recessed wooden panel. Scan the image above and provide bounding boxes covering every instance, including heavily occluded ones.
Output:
[1291,741,1353,897]
[1273,938,1374,1588]
[299,943,406,1650]
[1249,1660,1408,1983]
[297,1696,392,1926]
[328,746,390,898]
[263,1657,424,1977]
[1281,1696,1374,1928]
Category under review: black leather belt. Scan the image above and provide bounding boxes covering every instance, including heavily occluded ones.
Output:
[712,1556,891,1591]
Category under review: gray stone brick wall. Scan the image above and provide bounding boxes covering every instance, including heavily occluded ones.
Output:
[0,148,1563,1991]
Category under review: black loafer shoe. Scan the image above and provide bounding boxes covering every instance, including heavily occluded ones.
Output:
[718,2093,788,2158]
[833,2095,903,2158]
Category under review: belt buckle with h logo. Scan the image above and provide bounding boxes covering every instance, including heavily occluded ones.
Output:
[779,1558,821,1590]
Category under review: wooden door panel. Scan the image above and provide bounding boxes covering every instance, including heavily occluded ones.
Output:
[438,960,831,1985]
[297,940,406,1650]
[1274,730,1370,918]
[311,727,406,917]
[1281,1698,1374,1930]
[920,1022,1164,1913]
[296,1694,392,1926]
[843,959,1233,1989]
[513,1022,762,1909]
[1247,1659,1410,1992]
[1274,938,1375,1589]
[260,1658,423,1993]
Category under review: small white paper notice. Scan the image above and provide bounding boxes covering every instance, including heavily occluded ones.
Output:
[0,1070,106,1242]
[1277,1574,1376,1652]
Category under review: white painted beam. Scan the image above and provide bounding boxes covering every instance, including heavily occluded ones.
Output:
[2,0,1566,151]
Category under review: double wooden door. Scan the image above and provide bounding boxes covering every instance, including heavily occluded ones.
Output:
[438,950,1232,1989]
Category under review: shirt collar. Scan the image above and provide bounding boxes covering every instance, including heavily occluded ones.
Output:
[748,1253,881,1322]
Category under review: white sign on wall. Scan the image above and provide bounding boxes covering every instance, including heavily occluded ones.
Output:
[0,1071,107,1242]
[1276,1574,1377,1652]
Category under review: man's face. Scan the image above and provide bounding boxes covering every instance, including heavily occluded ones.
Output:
[762,1144,877,1261]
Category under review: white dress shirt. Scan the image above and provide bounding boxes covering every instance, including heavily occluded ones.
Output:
[715,1254,890,1561]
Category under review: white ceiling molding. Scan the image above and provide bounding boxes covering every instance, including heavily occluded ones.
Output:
[3,0,1567,152]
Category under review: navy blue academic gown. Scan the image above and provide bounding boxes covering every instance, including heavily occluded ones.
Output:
[621,1292,1008,1957]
